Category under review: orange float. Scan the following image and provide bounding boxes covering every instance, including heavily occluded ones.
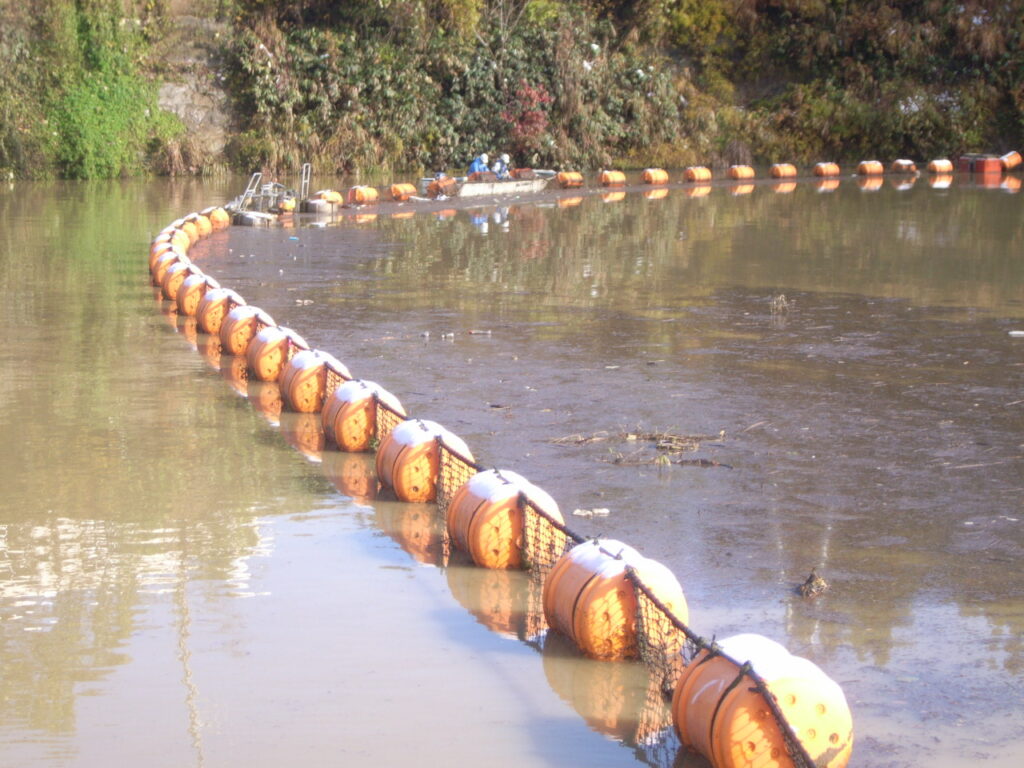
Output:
[218,305,276,357]
[857,160,884,175]
[542,539,688,660]
[152,250,190,288]
[312,189,343,204]
[279,349,350,413]
[1000,150,1022,170]
[246,325,309,382]
[446,469,563,570]
[185,212,212,238]
[196,287,246,336]
[600,170,626,187]
[200,206,231,229]
[672,634,854,768]
[556,171,584,189]
[427,177,459,198]
[347,186,379,205]
[728,165,755,180]
[149,240,183,274]
[891,158,917,173]
[813,162,840,177]
[641,168,669,185]
[390,183,417,202]
[770,163,797,178]
[176,273,220,316]
[684,166,712,182]
[160,260,197,302]
[927,159,954,173]
[375,419,474,503]
[322,379,405,452]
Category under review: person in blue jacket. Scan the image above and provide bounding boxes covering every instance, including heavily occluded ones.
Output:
[491,153,511,180]
[467,152,489,175]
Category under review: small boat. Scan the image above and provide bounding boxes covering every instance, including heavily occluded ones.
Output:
[419,170,556,199]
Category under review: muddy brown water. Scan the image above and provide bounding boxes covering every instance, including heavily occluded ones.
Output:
[1,175,1022,767]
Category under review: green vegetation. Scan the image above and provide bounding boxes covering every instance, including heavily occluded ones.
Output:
[1,0,1022,178]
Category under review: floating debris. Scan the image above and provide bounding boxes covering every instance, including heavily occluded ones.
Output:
[572,508,610,518]
[798,569,830,598]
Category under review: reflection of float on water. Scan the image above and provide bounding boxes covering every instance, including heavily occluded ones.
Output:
[643,188,669,201]
[771,181,797,194]
[221,354,249,397]
[728,184,754,197]
[684,185,712,198]
[557,196,584,209]
[280,412,325,462]
[181,316,198,348]
[542,631,673,744]
[601,191,626,203]
[889,176,917,191]
[322,451,378,504]
[197,333,222,371]
[248,380,283,426]
[928,174,953,189]
[446,562,546,640]
[373,501,446,566]
[1001,175,1021,193]
[814,179,840,193]
[856,176,884,192]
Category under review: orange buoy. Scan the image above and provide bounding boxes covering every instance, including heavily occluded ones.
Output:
[857,160,884,175]
[556,171,584,189]
[427,176,458,198]
[1000,150,1022,170]
[152,250,190,288]
[446,469,564,570]
[218,305,276,357]
[347,186,379,205]
[246,325,309,382]
[684,166,712,182]
[728,165,755,180]
[279,349,350,413]
[770,163,797,178]
[641,168,668,185]
[177,273,220,316]
[375,419,474,503]
[390,183,417,202]
[671,634,854,768]
[185,212,212,238]
[927,159,954,173]
[312,189,344,204]
[891,158,917,173]
[149,240,182,274]
[543,539,688,660]
[196,287,246,336]
[161,260,197,302]
[322,379,405,452]
[600,170,626,187]
[201,206,231,229]
[813,162,840,177]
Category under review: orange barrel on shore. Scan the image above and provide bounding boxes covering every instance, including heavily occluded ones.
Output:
[177,273,220,316]
[390,183,417,202]
[161,260,198,302]
[641,168,669,185]
[927,158,954,173]
[446,469,564,570]
[556,171,584,189]
[813,162,840,177]
[543,539,688,660]
[375,419,474,503]
[322,379,405,452]
[600,170,626,187]
[279,349,351,414]
[246,325,309,382]
[728,165,755,180]
[201,206,231,229]
[684,166,712,182]
[672,633,854,768]
[857,160,884,175]
[196,287,246,336]
[218,305,276,357]
[152,250,190,288]
[770,163,797,178]
[347,186,379,205]
[1000,150,1022,170]
[891,158,917,173]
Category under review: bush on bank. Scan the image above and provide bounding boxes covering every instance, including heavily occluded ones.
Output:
[1,0,1022,179]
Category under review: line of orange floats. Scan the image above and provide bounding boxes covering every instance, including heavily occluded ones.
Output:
[150,198,857,767]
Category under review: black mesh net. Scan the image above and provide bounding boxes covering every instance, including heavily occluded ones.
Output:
[436,438,482,514]
[372,397,405,445]
[324,359,351,400]
[519,494,582,578]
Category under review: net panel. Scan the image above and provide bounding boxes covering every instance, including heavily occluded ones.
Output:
[324,360,351,400]
[373,397,405,445]
[519,494,583,578]
[436,438,483,515]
